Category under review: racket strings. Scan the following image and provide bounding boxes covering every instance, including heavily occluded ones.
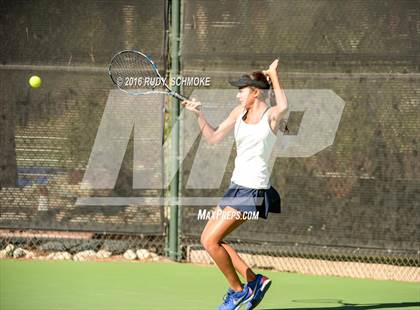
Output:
[110,52,164,92]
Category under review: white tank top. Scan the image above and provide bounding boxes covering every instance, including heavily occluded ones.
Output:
[231,108,277,189]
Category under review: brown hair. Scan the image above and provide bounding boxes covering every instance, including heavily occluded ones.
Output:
[248,71,271,101]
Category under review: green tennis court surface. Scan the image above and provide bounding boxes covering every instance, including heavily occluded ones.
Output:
[1,259,418,310]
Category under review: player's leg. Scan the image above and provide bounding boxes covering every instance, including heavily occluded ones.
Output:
[200,206,246,291]
[201,207,255,309]
[220,241,257,282]
[218,225,271,310]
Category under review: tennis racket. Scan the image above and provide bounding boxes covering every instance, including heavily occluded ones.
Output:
[108,50,189,101]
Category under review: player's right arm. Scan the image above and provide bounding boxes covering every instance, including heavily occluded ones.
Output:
[182,100,243,145]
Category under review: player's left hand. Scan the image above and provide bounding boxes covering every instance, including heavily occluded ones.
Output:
[263,59,279,82]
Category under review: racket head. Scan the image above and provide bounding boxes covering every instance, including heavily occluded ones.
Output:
[108,50,168,96]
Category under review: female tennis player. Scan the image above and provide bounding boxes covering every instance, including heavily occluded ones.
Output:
[182,59,288,310]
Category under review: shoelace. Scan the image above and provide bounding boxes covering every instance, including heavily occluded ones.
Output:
[222,289,235,304]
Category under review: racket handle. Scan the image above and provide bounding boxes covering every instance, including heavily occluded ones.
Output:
[171,92,189,101]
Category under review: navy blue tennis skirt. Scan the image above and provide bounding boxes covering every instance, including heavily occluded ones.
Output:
[218,182,281,219]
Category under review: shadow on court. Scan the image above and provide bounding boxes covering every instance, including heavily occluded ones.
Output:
[262,301,420,310]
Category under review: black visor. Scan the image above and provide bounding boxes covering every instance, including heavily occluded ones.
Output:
[229,74,270,89]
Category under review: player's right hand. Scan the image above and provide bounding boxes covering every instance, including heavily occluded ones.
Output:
[181,98,202,115]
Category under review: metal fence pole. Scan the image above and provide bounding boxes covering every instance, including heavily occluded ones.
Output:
[168,0,181,261]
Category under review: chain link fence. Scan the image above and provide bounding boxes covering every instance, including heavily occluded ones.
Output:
[0,0,169,263]
[0,0,419,281]
[179,0,420,282]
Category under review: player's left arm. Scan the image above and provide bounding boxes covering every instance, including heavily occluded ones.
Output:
[263,59,289,132]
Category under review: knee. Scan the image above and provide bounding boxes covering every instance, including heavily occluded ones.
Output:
[200,234,219,252]
[200,233,210,250]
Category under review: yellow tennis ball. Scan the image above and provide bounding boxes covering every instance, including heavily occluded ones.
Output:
[29,75,42,88]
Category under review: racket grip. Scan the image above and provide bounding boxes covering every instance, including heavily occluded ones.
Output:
[172,92,189,101]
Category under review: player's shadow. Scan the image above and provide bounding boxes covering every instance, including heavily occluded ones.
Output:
[262,301,420,310]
